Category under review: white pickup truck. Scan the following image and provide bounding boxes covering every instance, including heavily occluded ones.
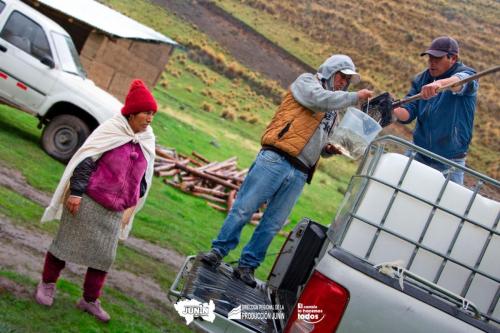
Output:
[169,136,500,333]
[0,0,121,162]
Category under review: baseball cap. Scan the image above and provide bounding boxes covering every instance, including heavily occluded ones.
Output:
[420,36,459,57]
[317,54,361,84]
[339,68,360,83]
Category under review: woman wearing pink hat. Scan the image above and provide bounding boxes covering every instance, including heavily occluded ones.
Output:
[35,79,157,322]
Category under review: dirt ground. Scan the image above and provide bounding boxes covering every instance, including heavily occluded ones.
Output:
[0,163,185,309]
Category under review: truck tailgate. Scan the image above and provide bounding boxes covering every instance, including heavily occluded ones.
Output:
[172,255,281,333]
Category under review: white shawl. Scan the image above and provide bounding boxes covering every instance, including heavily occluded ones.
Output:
[41,114,156,240]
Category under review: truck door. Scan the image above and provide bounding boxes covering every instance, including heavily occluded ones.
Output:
[0,9,57,110]
[0,0,19,103]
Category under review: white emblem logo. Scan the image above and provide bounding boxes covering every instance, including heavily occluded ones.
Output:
[174,299,216,325]
[297,302,325,324]
[228,305,242,320]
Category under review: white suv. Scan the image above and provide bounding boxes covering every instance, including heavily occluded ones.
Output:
[0,0,121,162]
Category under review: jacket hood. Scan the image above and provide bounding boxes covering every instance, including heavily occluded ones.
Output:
[317,54,360,84]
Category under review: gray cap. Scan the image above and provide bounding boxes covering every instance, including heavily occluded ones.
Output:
[317,54,360,84]
[420,36,459,57]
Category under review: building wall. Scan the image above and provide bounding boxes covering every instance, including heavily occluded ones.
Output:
[80,31,173,102]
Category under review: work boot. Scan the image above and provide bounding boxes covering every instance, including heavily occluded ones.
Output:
[200,249,223,267]
[233,266,257,288]
[76,298,111,323]
[35,281,56,307]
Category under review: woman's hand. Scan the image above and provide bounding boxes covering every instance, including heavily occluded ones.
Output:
[66,196,82,216]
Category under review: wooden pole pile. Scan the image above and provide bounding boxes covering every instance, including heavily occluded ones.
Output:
[154,146,289,237]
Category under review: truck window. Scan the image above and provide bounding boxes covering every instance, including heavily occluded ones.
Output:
[0,11,51,61]
[0,1,5,14]
[52,32,86,78]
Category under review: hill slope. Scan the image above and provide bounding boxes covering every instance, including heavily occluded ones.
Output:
[211,0,499,178]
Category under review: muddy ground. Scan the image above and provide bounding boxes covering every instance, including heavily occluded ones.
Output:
[0,163,185,310]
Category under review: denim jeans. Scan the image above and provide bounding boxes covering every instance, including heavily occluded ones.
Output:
[413,152,466,185]
[212,149,308,268]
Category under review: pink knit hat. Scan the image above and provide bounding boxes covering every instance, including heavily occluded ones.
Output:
[121,79,158,116]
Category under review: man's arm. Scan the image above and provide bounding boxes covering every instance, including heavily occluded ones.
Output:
[393,107,411,122]
[290,73,372,113]
[420,76,462,99]
[394,75,423,124]
[421,72,478,99]
[395,71,478,121]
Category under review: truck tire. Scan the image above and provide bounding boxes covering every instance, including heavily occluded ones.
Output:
[41,114,90,163]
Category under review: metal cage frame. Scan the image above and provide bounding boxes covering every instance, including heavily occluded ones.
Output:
[329,135,499,325]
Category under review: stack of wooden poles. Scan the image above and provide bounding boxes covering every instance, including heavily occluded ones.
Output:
[154,146,289,236]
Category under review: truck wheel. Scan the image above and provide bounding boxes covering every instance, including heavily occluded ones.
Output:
[41,114,90,163]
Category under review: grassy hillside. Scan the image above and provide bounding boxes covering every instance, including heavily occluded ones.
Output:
[0,1,349,330]
[0,75,345,330]
[215,0,500,179]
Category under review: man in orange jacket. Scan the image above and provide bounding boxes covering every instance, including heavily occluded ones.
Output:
[202,55,373,287]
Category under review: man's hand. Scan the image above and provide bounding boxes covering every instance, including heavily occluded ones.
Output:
[357,89,374,101]
[421,81,442,99]
[65,196,82,216]
[324,143,342,155]
[393,107,410,122]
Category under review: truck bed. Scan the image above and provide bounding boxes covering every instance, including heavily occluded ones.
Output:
[170,218,327,333]
[181,255,282,333]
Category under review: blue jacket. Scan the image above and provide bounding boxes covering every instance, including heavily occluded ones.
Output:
[400,62,478,159]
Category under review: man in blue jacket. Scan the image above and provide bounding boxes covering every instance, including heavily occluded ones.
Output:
[393,36,478,184]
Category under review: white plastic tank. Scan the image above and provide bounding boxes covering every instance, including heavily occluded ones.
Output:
[339,152,500,317]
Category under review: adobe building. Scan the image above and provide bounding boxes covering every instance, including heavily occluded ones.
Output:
[23,0,178,102]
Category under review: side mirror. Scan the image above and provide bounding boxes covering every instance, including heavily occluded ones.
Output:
[40,55,55,69]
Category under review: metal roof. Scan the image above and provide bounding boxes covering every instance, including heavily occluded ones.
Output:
[36,0,178,45]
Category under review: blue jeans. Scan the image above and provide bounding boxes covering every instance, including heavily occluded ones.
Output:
[413,153,466,185]
[211,149,307,268]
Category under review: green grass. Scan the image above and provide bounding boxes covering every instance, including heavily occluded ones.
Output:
[0,94,348,280]
[0,109,65,191]
[0,0,355,281]
[0,21,355,333]
[0,0,358,331]
[156,54,274,143]
[0,186,46,228]
[0,270,191,333]
[113,246,178,291]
